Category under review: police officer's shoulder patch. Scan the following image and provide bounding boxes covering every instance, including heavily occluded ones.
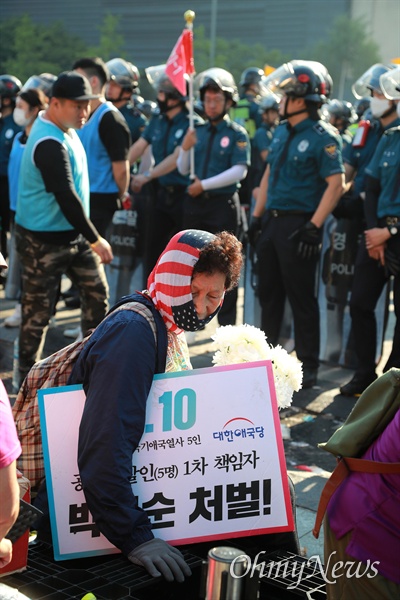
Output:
[324,143,338,158]
[229,119,248,135]
[384,125,400,136]
[313,123,326,136]
[313,120,338,137]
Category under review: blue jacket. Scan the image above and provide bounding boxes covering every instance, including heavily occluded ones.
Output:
[69,293,168,555]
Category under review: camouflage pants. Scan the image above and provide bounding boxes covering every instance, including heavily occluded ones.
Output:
[15,225,108,384]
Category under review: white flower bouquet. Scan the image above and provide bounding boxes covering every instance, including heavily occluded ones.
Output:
[211,324,303,409]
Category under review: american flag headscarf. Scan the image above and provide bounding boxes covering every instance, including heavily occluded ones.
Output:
[147,229,221,334]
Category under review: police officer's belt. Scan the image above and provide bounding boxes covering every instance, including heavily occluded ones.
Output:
[380,216,400,226]
[269,209,313,217]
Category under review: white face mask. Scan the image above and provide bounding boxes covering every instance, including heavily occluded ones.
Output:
[13,107,33,127]
[397,101,400,118]
[370,97,391,118]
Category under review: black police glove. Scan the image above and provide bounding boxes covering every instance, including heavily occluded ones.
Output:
[248,216,262,247]
[288,221,322,260]
[128,538,192,582]
[384,247,400,277]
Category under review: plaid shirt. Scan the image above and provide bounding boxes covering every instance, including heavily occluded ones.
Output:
[12,302,156,493]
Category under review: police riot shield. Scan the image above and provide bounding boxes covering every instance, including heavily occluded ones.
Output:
[319,215,388,367]
[105,207,140,306]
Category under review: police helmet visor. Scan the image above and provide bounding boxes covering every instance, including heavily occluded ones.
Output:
[22,74,55,96]
[263,63,293,96]
[145,64,167,86]
[107,58,139,82]
[258,91,280,112]
[22,75,42,91]
[351,63,391,99]
[379,67,400,99]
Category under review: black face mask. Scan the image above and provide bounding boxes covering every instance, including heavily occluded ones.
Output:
[157,98,181,114]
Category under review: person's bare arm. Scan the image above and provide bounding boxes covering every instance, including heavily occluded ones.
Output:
[128,137,149,166]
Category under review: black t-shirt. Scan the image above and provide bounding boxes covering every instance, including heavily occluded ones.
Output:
[98,109,131,162]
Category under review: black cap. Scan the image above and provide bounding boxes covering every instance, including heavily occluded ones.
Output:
[51,71,99,100]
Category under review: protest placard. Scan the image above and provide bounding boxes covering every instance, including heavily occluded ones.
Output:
[38,361,293,560]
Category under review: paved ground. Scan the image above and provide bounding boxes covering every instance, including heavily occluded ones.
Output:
[1,275,395,564]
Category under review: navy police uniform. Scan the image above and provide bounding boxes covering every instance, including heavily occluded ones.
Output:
[140,108,195,275]
[349,124,400,383]
[119,103,147,145]
[252,123,274,187]
[257,118,344,370]
[182,115,250,324]
[182,116,249,234]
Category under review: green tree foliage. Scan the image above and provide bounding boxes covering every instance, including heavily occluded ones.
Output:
[88,14,125,61]
[193,25,289,83]
[0,15,88,82]
[304,15,381,99]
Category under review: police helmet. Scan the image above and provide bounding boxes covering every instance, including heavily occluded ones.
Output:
[156,73,188,101]
[354,96,371,119]
[144,63,188,101]
[327,99,357,125]
[291,60,333,98]
[265,62,327,103]
[194,99,206,119]
[258,94,280,113]
[106,58,140,92]
[131,95,145,109]
[379,66,400,100]
[351,63,394,99]
[137,99,159,119]
[198,68,239,105]
[22,73,56,97]
[0,74,22,100]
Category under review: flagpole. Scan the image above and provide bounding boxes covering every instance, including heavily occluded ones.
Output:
[184,9,196,179]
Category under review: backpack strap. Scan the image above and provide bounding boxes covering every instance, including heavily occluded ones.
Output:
[110,293,167,373]
[313,456,400,539]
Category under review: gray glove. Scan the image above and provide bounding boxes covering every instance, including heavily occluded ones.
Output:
[128,538,192,582]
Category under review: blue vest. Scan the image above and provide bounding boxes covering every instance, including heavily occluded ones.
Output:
[16,113,90,232]
[8,131,25,212]
[78,102,118,194]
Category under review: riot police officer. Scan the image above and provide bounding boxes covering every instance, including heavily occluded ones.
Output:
[231,67,265,204]
[0,74,22,260]
[128,71,198,277]
[252,94,280,188]
[249,61,345,388]
[336,64,399,222]
[177,67,250,325]
[340,66,400,397]
[326,99,356,151]
[231,67,264,136]
[106,58,147,144]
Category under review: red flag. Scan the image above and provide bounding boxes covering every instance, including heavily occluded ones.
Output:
[165,29,194,96]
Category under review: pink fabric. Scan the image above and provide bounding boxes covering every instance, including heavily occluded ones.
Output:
[327,409,400,583]
[0,380,21,468]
